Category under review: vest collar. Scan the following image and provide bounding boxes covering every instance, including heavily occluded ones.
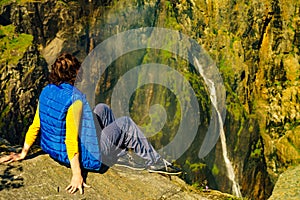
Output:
[60,82,74,89]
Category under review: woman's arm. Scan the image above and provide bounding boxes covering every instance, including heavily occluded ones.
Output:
[0,104,40,163]
[65,153,87,194]
[64,100,90,194]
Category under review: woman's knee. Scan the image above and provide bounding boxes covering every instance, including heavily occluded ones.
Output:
[115,116,132,131]
[94,103,110,115]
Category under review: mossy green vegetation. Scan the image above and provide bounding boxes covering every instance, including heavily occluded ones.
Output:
[0,24,33,65]
[219,58,235,85]
[162,1,182,30]
[0,0,11,7]
[250,139,263,159]
[212,164,220,175]
[0,0,39,7]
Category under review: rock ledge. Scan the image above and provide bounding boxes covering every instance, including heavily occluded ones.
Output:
[0,148,238,200]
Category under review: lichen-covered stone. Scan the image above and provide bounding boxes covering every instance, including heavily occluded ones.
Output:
[268,165,300,200]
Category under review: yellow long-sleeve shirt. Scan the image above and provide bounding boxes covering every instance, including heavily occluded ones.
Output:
[25,100,83,161]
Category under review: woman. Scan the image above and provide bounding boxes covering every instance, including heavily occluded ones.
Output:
[0,53,181,194]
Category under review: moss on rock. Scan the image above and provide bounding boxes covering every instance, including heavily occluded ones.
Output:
[0,24,33,65]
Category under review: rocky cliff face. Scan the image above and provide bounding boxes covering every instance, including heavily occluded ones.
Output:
[0,22,48,144]
[177,1,300,198]
[0,0,299,200]
[169,0,300,197]
[0,0,99,144]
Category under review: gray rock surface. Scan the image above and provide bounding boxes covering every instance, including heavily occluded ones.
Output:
[268,165,300,200]
[0,148,239,200]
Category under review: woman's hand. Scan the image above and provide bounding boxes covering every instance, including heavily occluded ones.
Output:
[65,174,90,194]
[0,152,26,164]
[65,153,90,194]
[0,144,29,164]
[0,143,30,164]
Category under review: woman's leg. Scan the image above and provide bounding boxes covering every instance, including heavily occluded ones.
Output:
[93,103,127,158]
[94,104,181,174]
[93,103,115,129]
[99,116,162,167]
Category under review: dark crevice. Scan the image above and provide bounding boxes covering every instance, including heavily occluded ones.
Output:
[33,2,46,46]
[151,0,161,27]
[257,12,273,51]
[0,5,11,25]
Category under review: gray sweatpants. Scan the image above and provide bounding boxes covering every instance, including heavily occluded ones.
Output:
[93,103,161,167]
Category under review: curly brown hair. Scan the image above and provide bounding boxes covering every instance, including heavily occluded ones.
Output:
[49,53,81,85]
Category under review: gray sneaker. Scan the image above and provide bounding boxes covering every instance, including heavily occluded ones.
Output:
[147,159,182,175]
[115,154,146,171]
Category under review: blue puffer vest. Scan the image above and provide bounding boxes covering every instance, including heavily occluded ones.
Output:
[39,83,101,171]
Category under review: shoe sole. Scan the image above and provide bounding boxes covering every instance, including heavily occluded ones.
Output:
[115,163,146,171]
[147,169,182,175]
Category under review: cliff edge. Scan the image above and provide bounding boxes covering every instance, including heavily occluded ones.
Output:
[0,142,237,200]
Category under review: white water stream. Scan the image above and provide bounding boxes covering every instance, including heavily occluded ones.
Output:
[195,58,242,197]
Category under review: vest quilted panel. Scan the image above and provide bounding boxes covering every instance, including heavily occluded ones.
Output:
[39,83,101,170]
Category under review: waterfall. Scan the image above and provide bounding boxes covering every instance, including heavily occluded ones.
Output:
[194,58,242,197]
[218,116,242,197]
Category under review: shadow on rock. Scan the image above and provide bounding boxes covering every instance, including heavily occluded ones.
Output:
[0,164,24,191]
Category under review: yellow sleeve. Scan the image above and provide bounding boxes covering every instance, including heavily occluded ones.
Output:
[65,100,83,161]
[24,104,40,146]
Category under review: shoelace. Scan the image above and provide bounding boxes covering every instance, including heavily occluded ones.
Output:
[127,154,134,162]
[162,159,172,171]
